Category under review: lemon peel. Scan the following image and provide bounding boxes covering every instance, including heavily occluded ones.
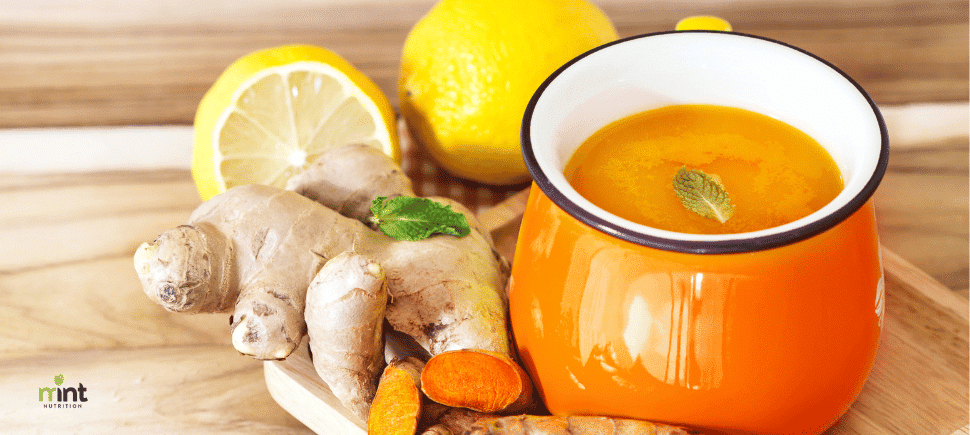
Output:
[399,0,617,185]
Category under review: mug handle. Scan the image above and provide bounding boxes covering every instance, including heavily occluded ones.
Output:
[674,16,733,32]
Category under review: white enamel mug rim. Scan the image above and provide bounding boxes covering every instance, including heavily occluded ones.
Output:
[521,30,890,254]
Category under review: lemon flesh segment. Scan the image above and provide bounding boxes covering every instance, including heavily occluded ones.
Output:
[213,62,393,191]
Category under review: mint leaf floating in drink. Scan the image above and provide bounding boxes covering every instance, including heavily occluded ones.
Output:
[673,166,735,223]
[369,196,471,241]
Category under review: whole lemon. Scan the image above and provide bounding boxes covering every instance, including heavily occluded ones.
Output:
[399,0,618,185]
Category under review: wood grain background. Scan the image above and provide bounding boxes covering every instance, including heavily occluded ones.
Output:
[2,0,965,296]
[0,1,965,433]
[0,0,966,128]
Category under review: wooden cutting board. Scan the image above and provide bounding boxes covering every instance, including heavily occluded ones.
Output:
[264,187,969,435]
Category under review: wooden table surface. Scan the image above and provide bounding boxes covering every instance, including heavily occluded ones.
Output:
[0,1,966,434]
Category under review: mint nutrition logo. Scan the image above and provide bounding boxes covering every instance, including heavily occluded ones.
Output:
[39,374,88,408]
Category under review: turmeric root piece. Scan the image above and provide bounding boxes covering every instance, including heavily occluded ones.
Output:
[467,415,700,435]
[421,349,533,413]
[306,251,389,422]
[421,407,491,435]
[368,356,426,435]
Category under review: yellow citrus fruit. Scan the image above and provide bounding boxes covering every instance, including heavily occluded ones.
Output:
[192,44,399,200]
[675,15,733,32]
[399,0,618,185]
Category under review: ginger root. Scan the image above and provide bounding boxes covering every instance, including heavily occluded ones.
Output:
[135,143,510,361]
[306,251,389,421]
[136,184,373,359]
[421,349,533,414]
[285,142,415,223]
[135,142,519,420]
[287,143,511,356]
[378,201,510,356]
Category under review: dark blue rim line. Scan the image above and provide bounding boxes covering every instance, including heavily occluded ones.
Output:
[520,30,890,255]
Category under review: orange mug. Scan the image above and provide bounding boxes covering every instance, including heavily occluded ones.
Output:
[508,24,889,435]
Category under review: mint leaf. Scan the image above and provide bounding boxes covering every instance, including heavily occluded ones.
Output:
[54,374,65,386]
[369,196,471,241]
[673,166,735,223]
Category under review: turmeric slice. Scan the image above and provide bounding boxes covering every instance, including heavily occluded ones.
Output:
[421,349,533,413]
[369,357,426,435]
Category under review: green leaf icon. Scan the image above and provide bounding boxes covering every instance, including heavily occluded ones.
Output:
[54,374,65,386]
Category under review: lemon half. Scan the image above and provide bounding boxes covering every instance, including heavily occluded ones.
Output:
[193,45,399,200]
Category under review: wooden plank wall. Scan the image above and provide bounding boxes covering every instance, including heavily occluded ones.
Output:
[0,0,966,128]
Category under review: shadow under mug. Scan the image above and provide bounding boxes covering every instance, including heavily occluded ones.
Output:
[508,30,889,435]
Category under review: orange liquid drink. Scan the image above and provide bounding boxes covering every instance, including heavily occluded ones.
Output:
[565,104,844,234]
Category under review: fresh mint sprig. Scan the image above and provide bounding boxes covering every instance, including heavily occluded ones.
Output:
[369,196,471,241]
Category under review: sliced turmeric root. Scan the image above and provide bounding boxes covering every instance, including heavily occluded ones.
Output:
[420,349,533,413]
[368,357,426,435]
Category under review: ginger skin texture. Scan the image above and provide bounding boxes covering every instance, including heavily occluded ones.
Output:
[134,143,511,362]
[306,251,389,421]
[286,142,415,223]
[136,184,373,359]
